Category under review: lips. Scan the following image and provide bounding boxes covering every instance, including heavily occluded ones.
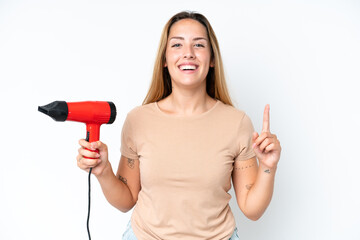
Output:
[178,63,199,71]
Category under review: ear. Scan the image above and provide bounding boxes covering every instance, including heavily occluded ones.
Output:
[210,59,215,68]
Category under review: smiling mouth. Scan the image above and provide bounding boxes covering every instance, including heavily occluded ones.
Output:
[178,64,198,71]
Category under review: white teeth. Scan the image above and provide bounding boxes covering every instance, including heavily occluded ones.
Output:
[180,65,197,70]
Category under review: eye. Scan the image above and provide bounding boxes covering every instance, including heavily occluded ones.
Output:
[194,43,205,48]
[171,43,181,48]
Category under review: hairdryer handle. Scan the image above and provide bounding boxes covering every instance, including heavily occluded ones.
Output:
[84,129,99,159]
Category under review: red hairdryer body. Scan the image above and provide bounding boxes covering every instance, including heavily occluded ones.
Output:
[38,101,117,155]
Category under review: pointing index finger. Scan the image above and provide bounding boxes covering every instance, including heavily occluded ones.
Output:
[262,104,270,132]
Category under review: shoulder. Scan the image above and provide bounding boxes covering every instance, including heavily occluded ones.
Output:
[125,102,156,123]
[128,102,154,115]
[217,101,249,121]
[216,101,254,131]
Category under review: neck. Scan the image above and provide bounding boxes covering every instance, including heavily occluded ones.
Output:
[165,83,215,116]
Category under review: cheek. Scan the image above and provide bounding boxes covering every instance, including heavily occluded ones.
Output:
[197,51,211,63]
[165,51,181,67]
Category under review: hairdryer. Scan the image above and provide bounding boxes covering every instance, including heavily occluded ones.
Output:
[38,101,117,156]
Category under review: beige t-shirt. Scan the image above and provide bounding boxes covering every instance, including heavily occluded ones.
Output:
[120,99,256,240]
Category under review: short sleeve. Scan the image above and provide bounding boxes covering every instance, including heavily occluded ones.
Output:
[120,114,139,160]
[234,114,256,161]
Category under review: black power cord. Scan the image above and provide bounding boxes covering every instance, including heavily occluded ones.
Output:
[87,167,92,239]
[85,131,92,240]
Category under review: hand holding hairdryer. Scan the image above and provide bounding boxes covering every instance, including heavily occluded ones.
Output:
[77,139,110,176]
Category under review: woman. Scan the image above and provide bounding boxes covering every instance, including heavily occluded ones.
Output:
[77,11,281,240]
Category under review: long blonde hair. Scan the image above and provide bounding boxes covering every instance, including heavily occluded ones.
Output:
[142,11,233,106]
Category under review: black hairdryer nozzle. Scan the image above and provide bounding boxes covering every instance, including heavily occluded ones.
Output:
[38,101,68,121]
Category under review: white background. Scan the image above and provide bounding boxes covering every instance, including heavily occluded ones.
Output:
[1,0,359,239]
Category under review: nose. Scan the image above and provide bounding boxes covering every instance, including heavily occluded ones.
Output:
[183,45,195,59]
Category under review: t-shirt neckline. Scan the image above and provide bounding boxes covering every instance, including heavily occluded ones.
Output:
[154,99,220,119]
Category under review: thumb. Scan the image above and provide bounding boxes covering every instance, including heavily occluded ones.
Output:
[95,141,108,153]
[90,141,105,151]
[252,132,259,143]
[252,132,262,155]
[90,141,98,150]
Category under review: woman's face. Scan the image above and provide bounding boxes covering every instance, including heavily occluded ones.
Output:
[165,19,213,90]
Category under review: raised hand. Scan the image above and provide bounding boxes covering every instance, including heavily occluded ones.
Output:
[252,104,281,170]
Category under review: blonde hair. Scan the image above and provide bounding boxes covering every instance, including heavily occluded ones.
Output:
[142,11,233,106]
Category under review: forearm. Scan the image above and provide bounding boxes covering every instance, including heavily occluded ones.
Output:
[96,162,135,212]
[243,163,277,220]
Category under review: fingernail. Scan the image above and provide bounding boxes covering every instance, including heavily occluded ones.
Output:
[96,153,100,158]
[252,143,256,148]
[97,159,102,164]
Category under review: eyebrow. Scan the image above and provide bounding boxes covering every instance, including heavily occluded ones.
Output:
[169,36,208,41]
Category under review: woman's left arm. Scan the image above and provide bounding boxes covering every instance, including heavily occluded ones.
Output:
[232,104,281,221]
